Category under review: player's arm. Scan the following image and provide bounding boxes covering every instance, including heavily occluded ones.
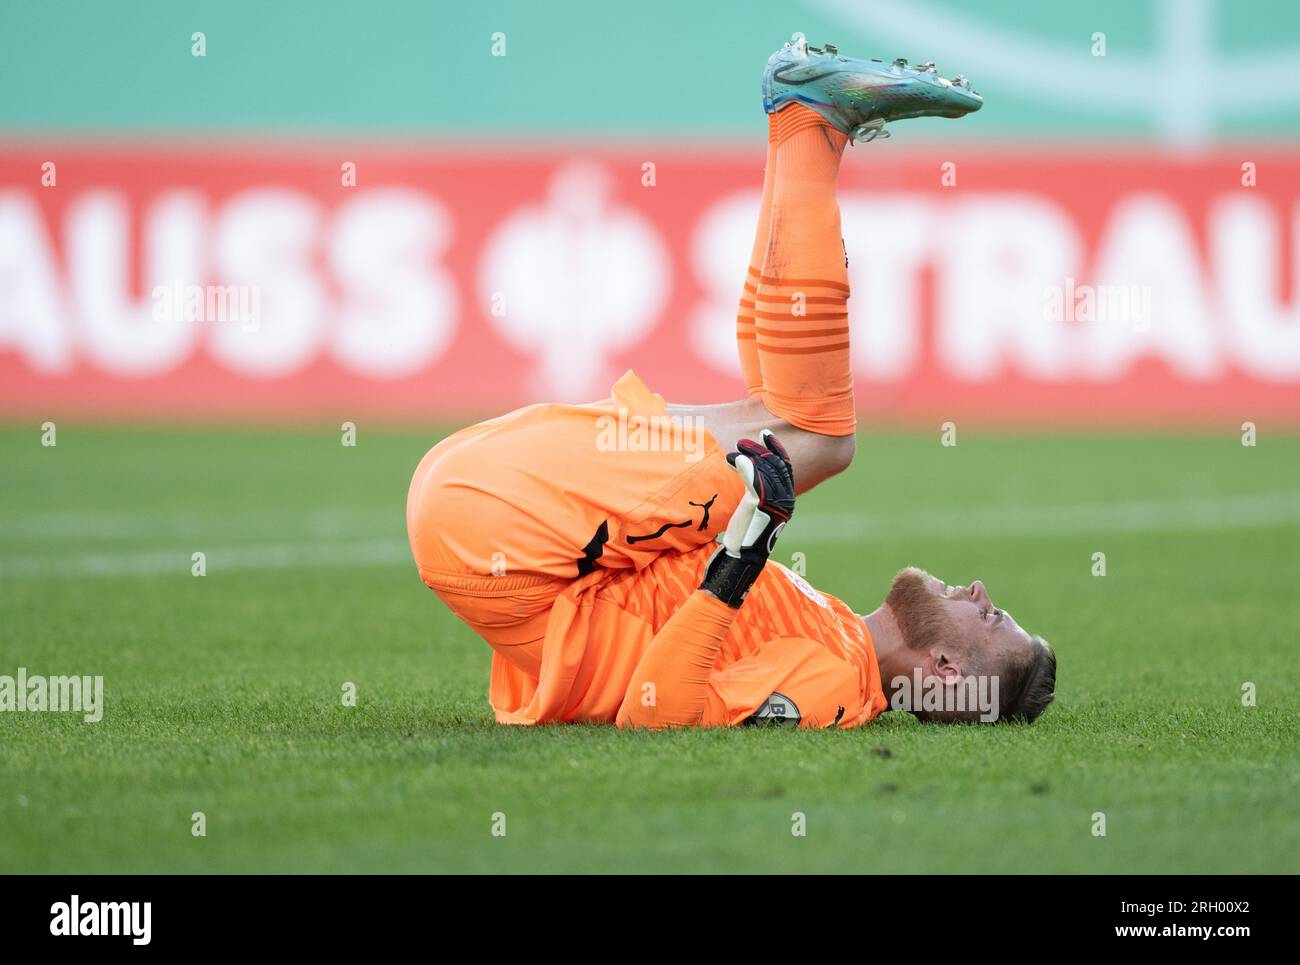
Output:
[667,396,854,495]
[616,431,795,730]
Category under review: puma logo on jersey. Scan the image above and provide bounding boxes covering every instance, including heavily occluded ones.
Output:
[689,493,718,530]
[625,493,718,544]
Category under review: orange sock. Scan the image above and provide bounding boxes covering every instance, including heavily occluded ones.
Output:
[734,119,779,397]
[755,106,856,437]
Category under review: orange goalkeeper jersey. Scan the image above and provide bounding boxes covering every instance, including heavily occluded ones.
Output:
[409,369,887,730]
[490,543,888,729]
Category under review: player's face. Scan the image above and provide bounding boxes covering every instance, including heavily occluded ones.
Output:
[926,574,1035,660]
[885,567,1037,722]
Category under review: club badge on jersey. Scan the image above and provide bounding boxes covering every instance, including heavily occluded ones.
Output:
[745,691,802,726]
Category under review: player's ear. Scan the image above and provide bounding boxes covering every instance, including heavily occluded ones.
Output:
[932,649,964,680]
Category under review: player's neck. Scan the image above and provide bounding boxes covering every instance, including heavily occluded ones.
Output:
[862,605,907,684]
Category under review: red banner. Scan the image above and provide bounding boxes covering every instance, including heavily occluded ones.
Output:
[2,143,1297,425]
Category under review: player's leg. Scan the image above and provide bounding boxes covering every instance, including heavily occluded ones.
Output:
[681,40,984,492]
[753,103,855,437]
[734,127,778,397]
[749,40,982,441]
[678,104,854,492]
[668,394,852,494]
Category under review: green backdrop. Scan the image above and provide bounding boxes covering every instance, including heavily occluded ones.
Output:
[3,0,1299,142]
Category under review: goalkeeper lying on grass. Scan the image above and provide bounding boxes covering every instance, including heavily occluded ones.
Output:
[406,37,1055,728]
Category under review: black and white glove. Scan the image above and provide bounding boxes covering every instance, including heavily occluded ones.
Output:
[700,429,796,608]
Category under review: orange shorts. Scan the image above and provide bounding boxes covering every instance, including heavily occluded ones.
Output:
[406,371,743,668]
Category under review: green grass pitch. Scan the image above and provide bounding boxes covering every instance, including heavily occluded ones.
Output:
[1,424,1297,873]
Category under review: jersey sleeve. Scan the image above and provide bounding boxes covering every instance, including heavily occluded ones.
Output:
[701,635,867,729]
[616,590,738,729]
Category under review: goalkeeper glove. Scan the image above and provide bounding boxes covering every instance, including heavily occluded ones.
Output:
[700,429,796,608]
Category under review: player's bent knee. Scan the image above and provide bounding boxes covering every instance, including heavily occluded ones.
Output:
[821,432,856,478]
[782,429,856,493]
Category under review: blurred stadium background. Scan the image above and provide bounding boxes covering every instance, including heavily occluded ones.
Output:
[3,1,1300,874]
[3,0,1299,426]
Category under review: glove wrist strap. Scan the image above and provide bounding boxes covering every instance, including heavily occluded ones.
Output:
[700,548,766,609]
